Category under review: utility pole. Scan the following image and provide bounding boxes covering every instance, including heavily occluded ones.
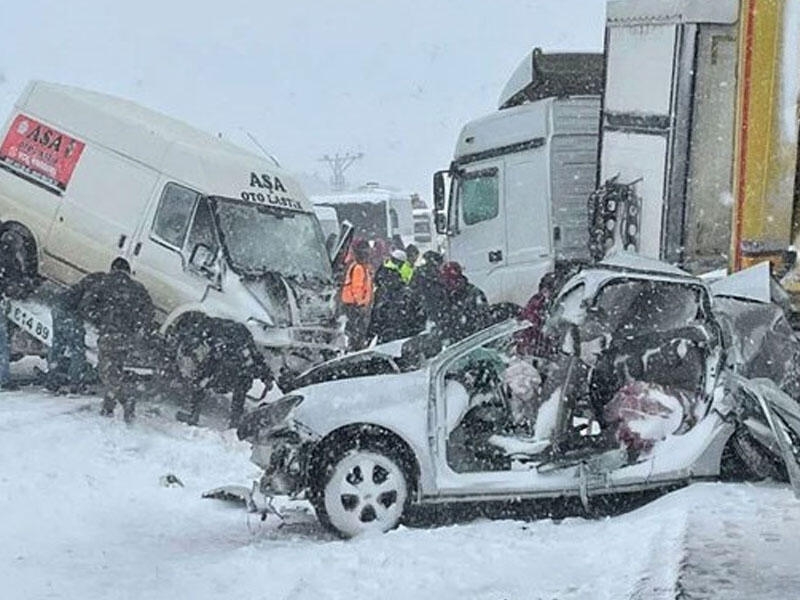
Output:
[318,152,363,191]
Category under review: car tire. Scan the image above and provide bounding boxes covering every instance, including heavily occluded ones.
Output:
[311,437,411,538]
[0,225,39,298]
[729,429,787,482]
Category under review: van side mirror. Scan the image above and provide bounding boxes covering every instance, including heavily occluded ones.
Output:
[330,220,355,275]
[433,171,446,211]
[190,243,215,269]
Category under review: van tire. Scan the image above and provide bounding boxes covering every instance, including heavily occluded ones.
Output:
[0,224,39,298]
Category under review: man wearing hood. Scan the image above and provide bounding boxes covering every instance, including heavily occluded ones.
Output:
[438,261,488,342]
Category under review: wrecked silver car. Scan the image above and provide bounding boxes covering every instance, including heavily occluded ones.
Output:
[236,253,800,538]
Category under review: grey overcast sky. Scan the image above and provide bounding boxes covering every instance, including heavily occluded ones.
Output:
[0,0,606,199]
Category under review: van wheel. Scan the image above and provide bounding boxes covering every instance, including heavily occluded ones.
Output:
[0,225,39,298]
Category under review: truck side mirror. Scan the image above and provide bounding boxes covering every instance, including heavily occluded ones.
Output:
[434,212,447,235]
[433,171,446,211]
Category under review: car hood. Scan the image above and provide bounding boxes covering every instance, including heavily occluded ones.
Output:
[291,369,429,439]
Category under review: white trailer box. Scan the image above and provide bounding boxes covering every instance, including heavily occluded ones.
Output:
[0,81,342,373]
[312,185,415,249]
[600,0,740,271]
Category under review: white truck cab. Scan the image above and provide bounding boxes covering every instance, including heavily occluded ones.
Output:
[0,81,343,374]
[434,50,603,306]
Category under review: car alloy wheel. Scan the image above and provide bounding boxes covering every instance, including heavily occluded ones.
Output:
[323,449,408,538]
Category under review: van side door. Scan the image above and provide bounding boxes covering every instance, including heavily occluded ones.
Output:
[446,163,506,302]
[130,181,219,320]
[42,146,159,285]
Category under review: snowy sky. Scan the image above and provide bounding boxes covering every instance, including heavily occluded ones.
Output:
[0,0,605,198]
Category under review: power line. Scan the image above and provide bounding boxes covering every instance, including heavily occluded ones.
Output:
[318,152,364,191]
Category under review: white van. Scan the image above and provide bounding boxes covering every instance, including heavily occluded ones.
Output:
[0,81,343,374]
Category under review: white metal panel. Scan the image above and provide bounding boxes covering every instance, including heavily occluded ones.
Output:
[504,155,550,266]
[607,0,739,25]
[601,131,667,258]
[455,100,551,160]
[550,97,600,259]
[44,145,160,279]
[605,24,677,115]
[684,25,737,269]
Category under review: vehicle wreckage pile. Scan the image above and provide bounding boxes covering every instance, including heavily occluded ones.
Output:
[231,253,800,538]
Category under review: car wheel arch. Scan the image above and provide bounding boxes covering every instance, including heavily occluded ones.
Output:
[307,423,422,500]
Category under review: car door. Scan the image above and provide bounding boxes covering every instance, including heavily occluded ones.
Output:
[130,181,219,320]
[428,323,584,500]
[446,164,506,303]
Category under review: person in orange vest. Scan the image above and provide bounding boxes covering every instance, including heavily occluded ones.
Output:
[341,239,374,350]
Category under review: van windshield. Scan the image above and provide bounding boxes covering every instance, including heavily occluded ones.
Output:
[212,198,332,281]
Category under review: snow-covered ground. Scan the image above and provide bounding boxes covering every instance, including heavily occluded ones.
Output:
[2,390,799,600]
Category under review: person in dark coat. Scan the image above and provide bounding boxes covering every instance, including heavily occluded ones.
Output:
[438,261,488,342]
[79,266,158,421]
[173,315,273,428]
[0,239,18,390]
[409,250,448,328]
[516,271,559,356]
[47,271,102,392]
[368,249,421,343]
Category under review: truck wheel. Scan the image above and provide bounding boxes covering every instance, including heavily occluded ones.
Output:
[0,225,38,298]
[311,438,411,538]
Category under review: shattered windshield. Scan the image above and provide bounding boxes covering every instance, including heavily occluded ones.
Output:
[594,279,703,335]
[213,198,332,280]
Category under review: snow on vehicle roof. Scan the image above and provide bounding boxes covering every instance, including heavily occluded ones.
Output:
[16,81,312,208]
[598,251,696,279]
[607,0,738,25]
[455,96,599,162]
[311,188,414,206]
[20,81,264,164]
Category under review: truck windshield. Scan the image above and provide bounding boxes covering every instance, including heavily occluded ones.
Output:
[212,198,332,281]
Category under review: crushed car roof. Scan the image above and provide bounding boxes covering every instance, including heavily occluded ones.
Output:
[598,252,696,279]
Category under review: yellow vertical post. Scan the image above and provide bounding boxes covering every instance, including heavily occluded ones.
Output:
[731,0,800,272]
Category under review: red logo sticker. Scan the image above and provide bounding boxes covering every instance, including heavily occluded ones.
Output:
[0,114,85,191]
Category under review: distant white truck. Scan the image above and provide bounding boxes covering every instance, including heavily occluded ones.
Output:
[433,50,603,306]
[0,81,344,375]
[312,183,415,250]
